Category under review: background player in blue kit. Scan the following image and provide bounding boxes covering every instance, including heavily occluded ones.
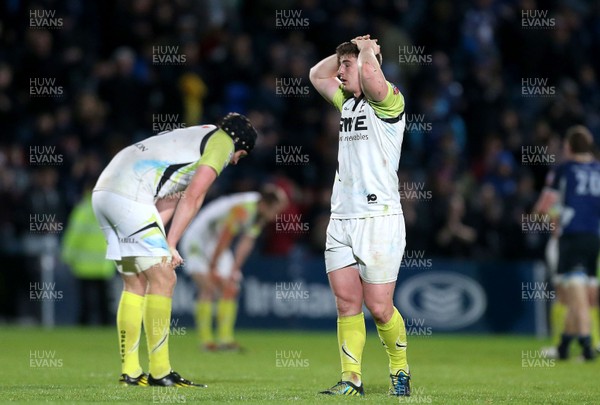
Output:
[534,125,600,360]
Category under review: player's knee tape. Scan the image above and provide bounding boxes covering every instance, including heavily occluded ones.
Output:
[552,275,564,287]
[563,270,588,287]
[116,257,169,274]
[135,256,168,272]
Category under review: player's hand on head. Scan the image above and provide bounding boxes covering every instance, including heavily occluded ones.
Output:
[351,34,371,42]
[353,38,380,54]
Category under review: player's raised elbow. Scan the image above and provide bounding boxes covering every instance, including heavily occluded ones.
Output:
[308,66,319,86]
[358,67,386,101]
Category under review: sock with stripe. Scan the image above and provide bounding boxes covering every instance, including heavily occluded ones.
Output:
[338,312,365,385]
[550,301,567,346]
[217,299,238,344]
[375,307,408,375]
[116,291,144,377]
[144,294,172,378]
[195,301,214,345]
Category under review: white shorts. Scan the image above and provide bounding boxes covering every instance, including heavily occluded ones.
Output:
[181,237,234,278]
[325,214,406,284]
[92,190,170,262]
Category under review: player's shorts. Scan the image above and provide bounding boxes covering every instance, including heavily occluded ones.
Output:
[325,214,406,284]
[180,237,234,278]
[92,190,170,265]
[556,233,600,285]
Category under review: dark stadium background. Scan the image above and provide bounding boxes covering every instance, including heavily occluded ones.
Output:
[0,0,598,334]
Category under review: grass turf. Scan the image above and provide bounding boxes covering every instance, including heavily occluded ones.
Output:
[0,327,598,404]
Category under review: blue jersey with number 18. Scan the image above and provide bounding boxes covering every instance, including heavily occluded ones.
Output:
[549,160,600,235]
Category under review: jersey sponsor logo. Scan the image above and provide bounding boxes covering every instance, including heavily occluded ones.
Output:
[134,142,148,152]
[396,272,487,330]
[339,134,368,142]
[366,193,378,204]
[339,115,368,132]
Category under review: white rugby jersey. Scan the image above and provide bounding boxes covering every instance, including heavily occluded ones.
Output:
[180,192,261,252]
[94,125,234,204]
[330,82,405,218]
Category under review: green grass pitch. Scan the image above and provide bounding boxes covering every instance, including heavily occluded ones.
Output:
[1,327,599,404]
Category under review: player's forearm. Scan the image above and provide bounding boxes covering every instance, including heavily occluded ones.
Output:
[156,197,179,226]
[166,194,206,248]
[210,229,233,268]
[309,54,338,81]
[358,46,387,101]
[233,235,255,269]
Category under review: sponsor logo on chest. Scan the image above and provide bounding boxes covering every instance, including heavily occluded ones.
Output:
[339,100,369,141]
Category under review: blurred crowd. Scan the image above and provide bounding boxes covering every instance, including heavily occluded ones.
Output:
[1,0,600,295]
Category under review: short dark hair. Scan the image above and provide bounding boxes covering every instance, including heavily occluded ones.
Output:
[335,42,382,65]
[260,184,287,207]
[566,125,594,154]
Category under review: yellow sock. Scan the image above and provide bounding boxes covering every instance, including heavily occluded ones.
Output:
[375,307,408,375]
[144,294,172,378]
[551,301,567,346]
[591,306,599,348]
[116,291,144,377]
[196,301,214,344]
[217,299,237,344]
[338,313,366,383]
